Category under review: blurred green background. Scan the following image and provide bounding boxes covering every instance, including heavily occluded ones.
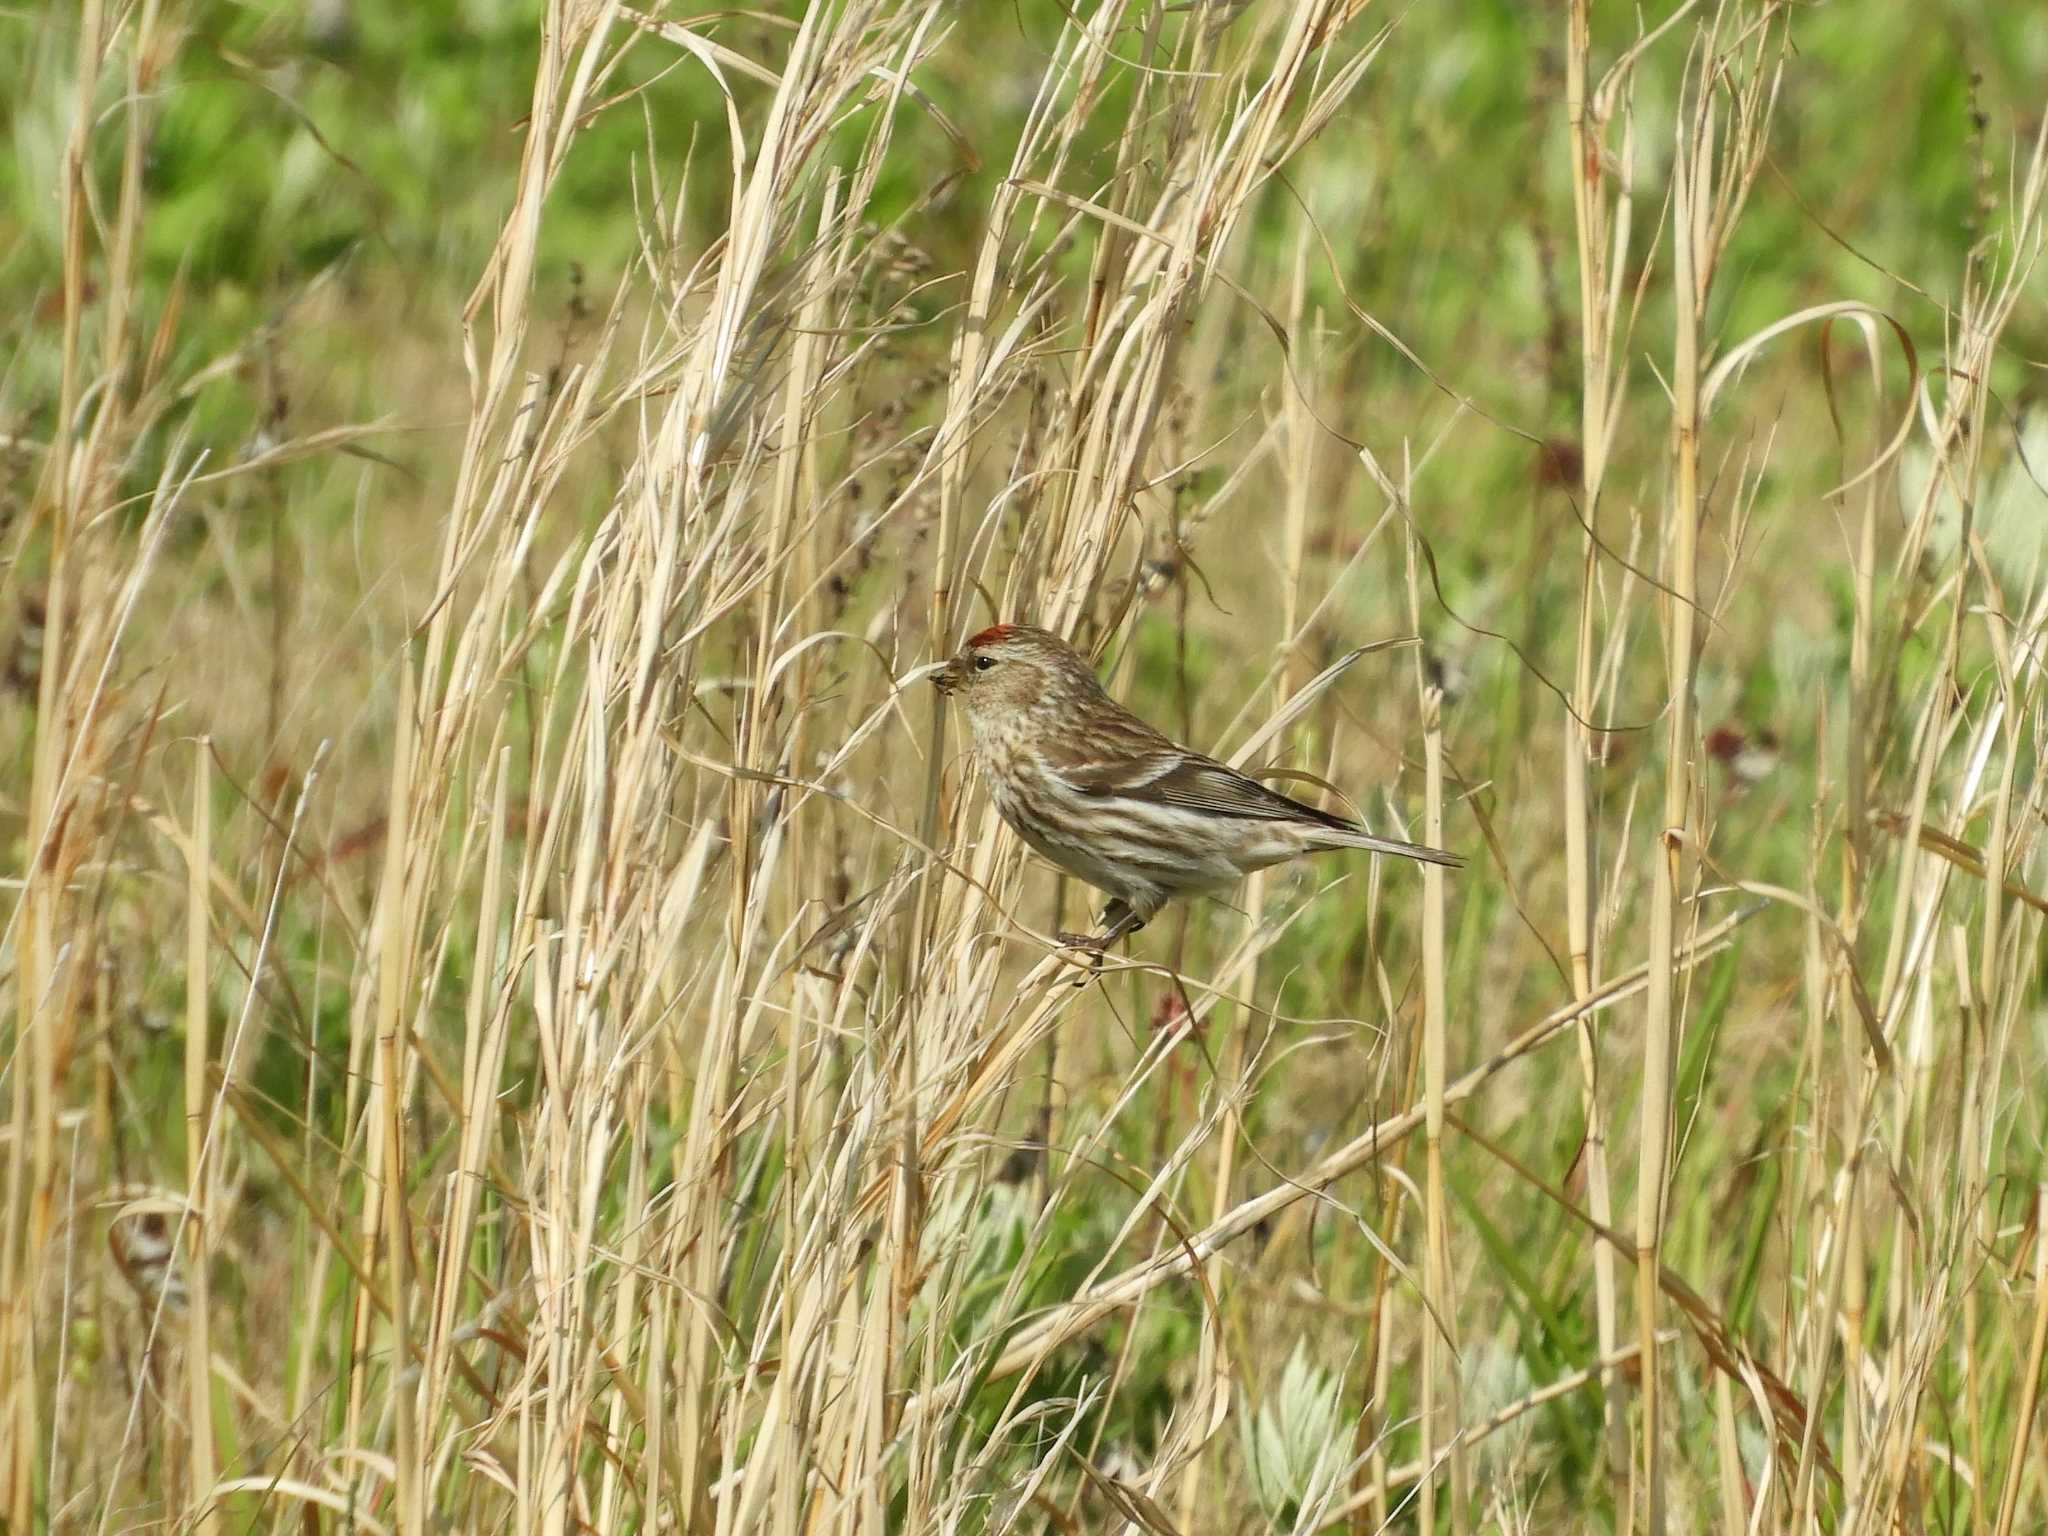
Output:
[6,0,2041,445]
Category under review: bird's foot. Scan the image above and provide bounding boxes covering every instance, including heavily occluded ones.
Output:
[1056,902,1146,955]
[1053,930,1110,985]
[1097,901,1146,945]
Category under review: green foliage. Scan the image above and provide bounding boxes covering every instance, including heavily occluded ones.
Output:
[1238,1344,1348,1530]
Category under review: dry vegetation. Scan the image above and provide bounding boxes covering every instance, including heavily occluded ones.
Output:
[3,1,2046,1532]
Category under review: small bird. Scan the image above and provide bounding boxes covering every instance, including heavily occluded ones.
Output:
[933,623,1461,947]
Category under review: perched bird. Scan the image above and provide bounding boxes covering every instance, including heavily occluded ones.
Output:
[933,622,1461,947]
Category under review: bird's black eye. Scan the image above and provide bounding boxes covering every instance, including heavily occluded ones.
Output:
[973,654,997,671]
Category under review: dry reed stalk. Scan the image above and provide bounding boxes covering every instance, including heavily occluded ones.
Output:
[1635,11,1785,1525]
[1563,0,1632,1480]
[181,747,218,1536]
[1419,675,1463,1529]
[1712,1372,1746,1532]
[1363,1256,1397,1532]
[1404,482,1466,1529]
[374,659,420,1533]
[1635,61,1704,1536]
[421,747,513,1446]
[1993,1184,2048,1536]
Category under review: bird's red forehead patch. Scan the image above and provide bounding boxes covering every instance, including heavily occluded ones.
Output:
[967,623,1016,648]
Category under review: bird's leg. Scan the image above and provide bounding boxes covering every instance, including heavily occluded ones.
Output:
[1098,899,1146,945]
[1058,898,1146,951]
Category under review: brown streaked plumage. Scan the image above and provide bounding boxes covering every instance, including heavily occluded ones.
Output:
[934,622,1461,947]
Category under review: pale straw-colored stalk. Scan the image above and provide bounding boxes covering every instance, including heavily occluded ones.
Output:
[1407,486,1467,1530]
[1563,0,1633,1480]
[182,746,218,1536]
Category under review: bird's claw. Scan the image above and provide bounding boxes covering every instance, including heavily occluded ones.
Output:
[1055,907,1144,969]
[1064,933,1114,966]
[1051,932,1108,985]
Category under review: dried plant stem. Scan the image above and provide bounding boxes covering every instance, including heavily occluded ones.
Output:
[422,748,513,1444]
[1364,1255,1397,1531]
[183,746,218,1536]
[1564,0,1627,1480]
[1176,927,1251,1531]
[1712,1373,1746,1532]
[1419,682,1465,1530]
[1407,503,1466,1530]
[1834,330,1883,1511]
[376,662,421,1535]
[1992,1184,2048,1536]
[1635,48,1707,1532]
[1838,1007,1868,1500]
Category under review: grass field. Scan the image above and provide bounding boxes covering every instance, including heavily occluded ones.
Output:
[3,1,2046,1531]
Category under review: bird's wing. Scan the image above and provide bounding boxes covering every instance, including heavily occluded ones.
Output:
[1057,748,1349,827]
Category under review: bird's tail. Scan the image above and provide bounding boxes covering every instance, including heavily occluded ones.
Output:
[1314,825,1464,868]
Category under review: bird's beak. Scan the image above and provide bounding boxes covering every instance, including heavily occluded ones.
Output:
[932,655,965,695]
